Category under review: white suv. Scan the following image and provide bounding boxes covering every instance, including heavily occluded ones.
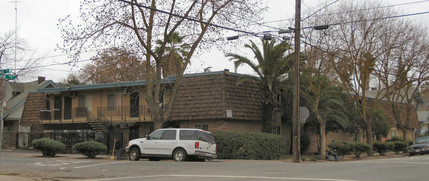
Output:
[126,128,217,161]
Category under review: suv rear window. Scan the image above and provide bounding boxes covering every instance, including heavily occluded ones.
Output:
[179,130,216,144]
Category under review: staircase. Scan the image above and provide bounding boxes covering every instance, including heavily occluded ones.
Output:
[87,112,109,132]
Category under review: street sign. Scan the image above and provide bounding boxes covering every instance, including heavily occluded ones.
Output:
[0,69,10,74]
[0,74,16,80]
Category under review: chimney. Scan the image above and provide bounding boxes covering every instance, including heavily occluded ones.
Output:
[38,76,45,84]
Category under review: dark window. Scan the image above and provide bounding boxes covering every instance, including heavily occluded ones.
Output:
[195,124,208,131]
[197,131,216,144]
[180,130,198,140]
[161,130,176,140]
[64,96,72,119]
[54,96,62,120]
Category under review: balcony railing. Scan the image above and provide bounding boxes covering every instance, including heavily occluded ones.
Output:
[97,106,151,122]
[40,105,151,123]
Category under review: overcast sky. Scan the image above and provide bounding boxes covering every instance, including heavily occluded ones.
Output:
[0,0,428,83]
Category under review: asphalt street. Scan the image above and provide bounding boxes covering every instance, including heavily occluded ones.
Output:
[0,150,428,181]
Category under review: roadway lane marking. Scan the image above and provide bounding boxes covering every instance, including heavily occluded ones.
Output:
[73,161,127,169]
[85,174,357,181]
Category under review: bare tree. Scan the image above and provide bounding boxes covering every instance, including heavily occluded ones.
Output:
[303,1,428,156]
[58,0,265,129]
[375,19,429,142]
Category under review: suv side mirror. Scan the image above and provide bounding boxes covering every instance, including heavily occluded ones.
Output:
[146,135,150,140]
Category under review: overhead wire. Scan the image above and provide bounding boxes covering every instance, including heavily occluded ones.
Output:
[303,11,429,29]
[14,0,429,71]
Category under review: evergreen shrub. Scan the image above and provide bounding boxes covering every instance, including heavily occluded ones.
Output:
[373,141,394,156]
[213,131,286,160]
[392,141,408,154]
[74,141,107,158]
[327,141,351,157]
[31,138,66,157]
[350,141,370,158]
[388,136,403,142]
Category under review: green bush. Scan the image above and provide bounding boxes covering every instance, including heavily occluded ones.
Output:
[407,140,414,146]
[74,141,107,158]
[373,141,394,156]
[213,131,286,160]
[31,138,66,157]
[327,141,351,157]
[350,142,370,158]
[388,136,403,142]
[392,141,408,154]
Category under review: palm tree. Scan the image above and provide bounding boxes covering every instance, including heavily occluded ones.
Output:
[226,39,292,133]
[155,32,190,78]
[299,71,350,160]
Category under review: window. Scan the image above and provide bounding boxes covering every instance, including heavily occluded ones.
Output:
[161,130,176,140]
[271,126,280,135]
[76,95,88,117]
[149,130,163,140]
[149,130,176,140]
[78,95,86,107]
[107,94,116,111]
[391,130,397,137]
[198,131,216,144]
[195,124,208,131]
[180,130,198,140]
[64,96,72,119]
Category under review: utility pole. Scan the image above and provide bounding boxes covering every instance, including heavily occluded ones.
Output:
[292,0,301,163]
[0,79,4,159]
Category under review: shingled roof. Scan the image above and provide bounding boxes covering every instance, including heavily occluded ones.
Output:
[170,70,262,121]
[367,98,419,129]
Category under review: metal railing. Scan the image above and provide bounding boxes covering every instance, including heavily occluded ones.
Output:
[40,105,151,123]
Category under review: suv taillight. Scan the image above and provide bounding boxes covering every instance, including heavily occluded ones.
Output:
[195,141,199,149]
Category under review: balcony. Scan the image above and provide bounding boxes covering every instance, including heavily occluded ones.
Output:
[40,105,151,123]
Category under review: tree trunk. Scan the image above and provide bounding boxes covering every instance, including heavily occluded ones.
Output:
[262,103,273,133]
[320,122,326,160]
[367,123,374,156]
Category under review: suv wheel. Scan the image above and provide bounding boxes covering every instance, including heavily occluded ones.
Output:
[173,148,187,161]
[129,147,141,161]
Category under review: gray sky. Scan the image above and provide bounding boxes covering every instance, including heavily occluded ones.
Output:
[0,0,428,82]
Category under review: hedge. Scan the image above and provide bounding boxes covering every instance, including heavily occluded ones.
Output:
[31,138,66,157]
[74,141,107,158]
[327,141,351,157]
[213,131,286,160]
[373,141,394,156]
[392,141,408,154]
[350,141,370,158]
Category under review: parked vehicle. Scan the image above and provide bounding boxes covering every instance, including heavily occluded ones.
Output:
[408,136,429,156]
[126,128,217,161]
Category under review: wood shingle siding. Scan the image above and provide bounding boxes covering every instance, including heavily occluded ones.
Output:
[21,93,46,125]
[170,72,262,121]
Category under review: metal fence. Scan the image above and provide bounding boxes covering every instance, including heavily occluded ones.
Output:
[2,131,127,154]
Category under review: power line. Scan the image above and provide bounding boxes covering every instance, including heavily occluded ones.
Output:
[259,0,429,25]
[304,11,429,29]
[302,0,340,21]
